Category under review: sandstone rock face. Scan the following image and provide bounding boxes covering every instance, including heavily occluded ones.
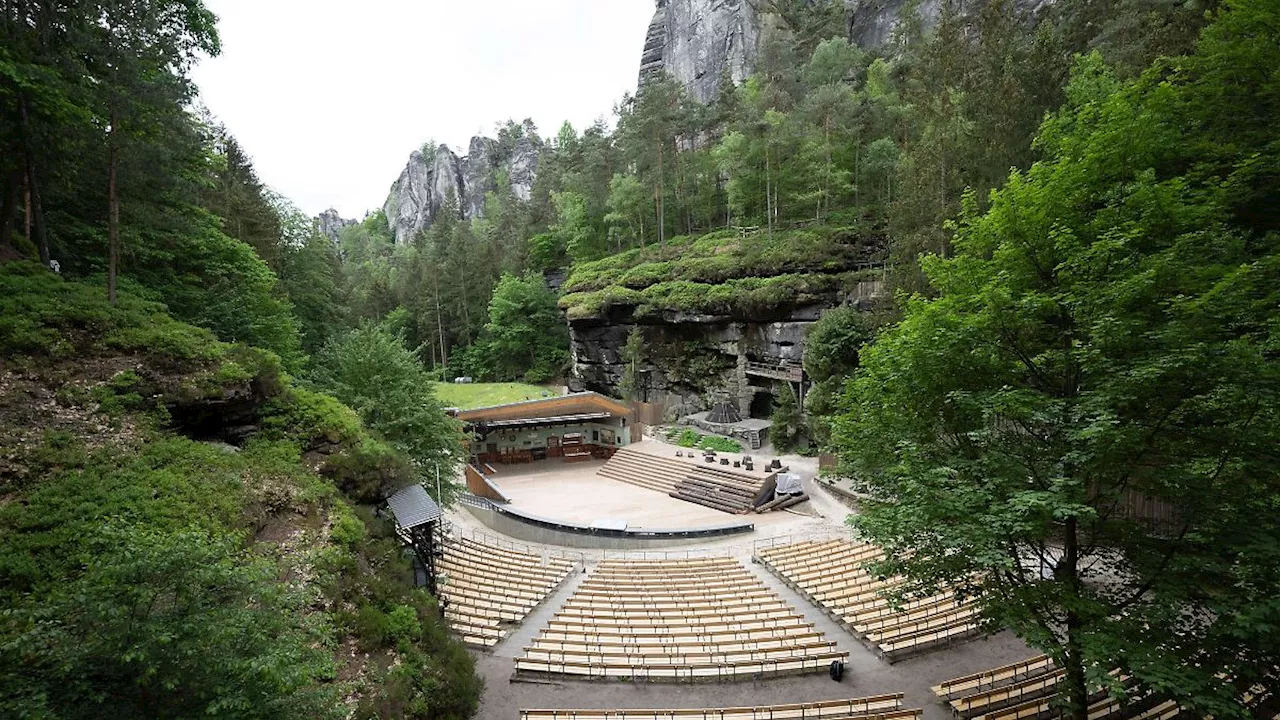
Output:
[570,313,814,420]
[315,208,355,244]
[461,137,499,221]
[641,0,1053,104]
[382,134,543,246]
[568,291,881,419]
[507,135,540,202]
[639,0,760,104]
[847,0,1052,49]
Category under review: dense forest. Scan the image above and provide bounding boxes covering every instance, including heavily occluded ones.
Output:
[2,0,1277,717]
[334,0,1218,385]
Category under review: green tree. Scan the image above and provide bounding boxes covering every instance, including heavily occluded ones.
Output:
[604,173,649,251]
[835,4,1280,716]
[201,127,285,270]
[770,383,802,452]
[619,325,646,401]
[3,525,340,720]
[311,322,464,503]
[803,305,882,445]
[280,232,345,356]
[94,0,220,304]
[471,273,568,383]
[616,76,689,245]
[552,190,602,263]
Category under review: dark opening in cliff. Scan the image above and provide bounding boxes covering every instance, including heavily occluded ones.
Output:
[750,388,775,419]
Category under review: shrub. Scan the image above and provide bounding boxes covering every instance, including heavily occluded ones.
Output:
[666,427,741,453]
[329,500,366,549]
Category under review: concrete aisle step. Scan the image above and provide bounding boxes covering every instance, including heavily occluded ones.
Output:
[492,563,590,659]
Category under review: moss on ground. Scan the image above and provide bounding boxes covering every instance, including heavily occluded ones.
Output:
[558,226,882,319]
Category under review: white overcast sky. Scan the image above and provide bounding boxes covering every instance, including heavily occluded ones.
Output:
[191,0,656,219]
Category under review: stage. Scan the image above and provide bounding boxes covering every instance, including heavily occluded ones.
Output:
[479,449,812,533]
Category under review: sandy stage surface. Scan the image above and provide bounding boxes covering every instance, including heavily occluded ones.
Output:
[485,456,814,532]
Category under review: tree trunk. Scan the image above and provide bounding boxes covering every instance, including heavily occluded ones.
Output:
[18,97,50,265]
[1060,517,1089,720]
[655,136,666,247]
[108,118,121,305]
[765,143,774,238]
[0,169,19,250]
[24,181,32,243]
[823,121,833,219]
[434,281,448,366]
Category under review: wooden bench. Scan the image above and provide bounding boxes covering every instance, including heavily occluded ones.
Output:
[437,537,575,648]
[518,695,912,719]
[949,670,1064,718]
[517,557,840,681]
[757,538,985,662]
[932,655,1056,701]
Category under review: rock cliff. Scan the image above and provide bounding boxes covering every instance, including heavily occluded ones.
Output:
[569,283,883,421]
[846,0,1053,48]
[383,132,543,246]
[315,208,355,244]
[639,0,761,104]
[559,226,888,419]
[641,0,1052,103]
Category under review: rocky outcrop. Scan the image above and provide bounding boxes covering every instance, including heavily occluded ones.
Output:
[315,208,355,244]
[383,132,543,246]
[846,0,1053,48]
[639,0,761,104]
[641,0,1053,103]
[569,284,884,420]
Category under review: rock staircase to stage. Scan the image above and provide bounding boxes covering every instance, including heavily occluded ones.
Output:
[597,447,777,514]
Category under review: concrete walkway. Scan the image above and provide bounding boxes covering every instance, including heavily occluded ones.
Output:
[493,564,590,659]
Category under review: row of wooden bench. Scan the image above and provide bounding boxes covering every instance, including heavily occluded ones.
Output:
[932,656,1186,720]
[756,538,983,662]
[519,693,917,719]
[516,557,844,681]
[597,448,770,514]
[438,536,576,647]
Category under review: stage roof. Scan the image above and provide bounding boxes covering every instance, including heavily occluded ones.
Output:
[483,412,613,429]
[386,484,442,530]
[456,392,631,424]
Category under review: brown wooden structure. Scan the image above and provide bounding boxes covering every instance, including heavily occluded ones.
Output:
[458,392,635,467]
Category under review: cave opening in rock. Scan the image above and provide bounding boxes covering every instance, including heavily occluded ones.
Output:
[749,388,775,419]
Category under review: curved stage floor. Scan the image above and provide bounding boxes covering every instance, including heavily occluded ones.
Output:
[488,454,814,533]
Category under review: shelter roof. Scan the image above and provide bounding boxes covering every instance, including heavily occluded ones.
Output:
[386,484,442,530]
[456,392,631,424]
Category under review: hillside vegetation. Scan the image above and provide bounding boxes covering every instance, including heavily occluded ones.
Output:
[432,382,557,409]
[0,264,481,719]
[559,225,883,319]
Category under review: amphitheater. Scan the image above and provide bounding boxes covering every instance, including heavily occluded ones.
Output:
[390,397,1261,720]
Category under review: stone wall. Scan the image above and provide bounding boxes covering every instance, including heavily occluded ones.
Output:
[569,304,827,420]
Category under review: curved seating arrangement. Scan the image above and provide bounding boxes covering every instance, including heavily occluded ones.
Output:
[438,536,576,648]
[755,538,982,662]
[515,556,846,681]
[519,693,921,720]
[932,656,1184,720]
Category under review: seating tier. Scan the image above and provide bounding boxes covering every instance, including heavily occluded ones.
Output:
[438,536,575,648]
[755,538,981,662]
[519,693,918,720]
[516,556,845,682]
[934,659,1186,720]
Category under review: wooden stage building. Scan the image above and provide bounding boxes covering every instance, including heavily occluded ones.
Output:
[458,392,635,467]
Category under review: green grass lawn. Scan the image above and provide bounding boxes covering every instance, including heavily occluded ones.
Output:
[431,382,558,410]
